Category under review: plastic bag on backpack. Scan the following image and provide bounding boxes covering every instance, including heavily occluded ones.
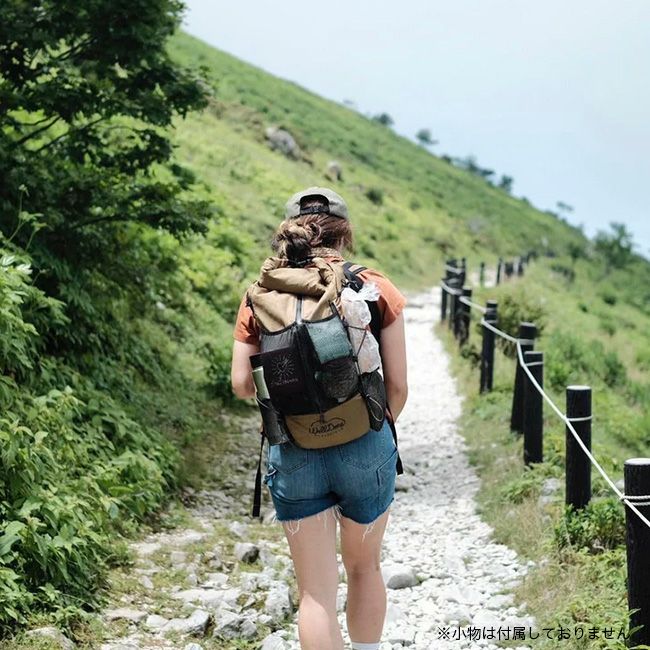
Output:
[340,282,381,373]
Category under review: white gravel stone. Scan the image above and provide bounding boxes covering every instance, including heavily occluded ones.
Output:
[104,607,147,623]
[25,627,74,650]
[170,550,188,565]
[234,541,259,563]
[383,564,419,589]
[163,608,210,635]
[143,614,168,630]
[260,632,291,650]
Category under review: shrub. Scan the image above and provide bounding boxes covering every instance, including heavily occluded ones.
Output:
[203,339,236,404]
[365,187,384,206]
[493,289,546,358]
[554,500,626,554]
[544,331,627,390]
[0,251,178,631]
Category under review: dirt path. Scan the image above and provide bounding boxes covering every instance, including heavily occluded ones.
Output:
[91,289,535,650]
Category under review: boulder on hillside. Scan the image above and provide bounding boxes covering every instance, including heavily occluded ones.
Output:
[325,160,343,181]
[265,126,301,160]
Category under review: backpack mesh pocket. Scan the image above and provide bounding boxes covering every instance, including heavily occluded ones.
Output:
[306,316,353,364]
[316,357,359,401]
[359,370,387,431]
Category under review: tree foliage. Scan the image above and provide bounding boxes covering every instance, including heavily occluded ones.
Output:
[0,0,212,356]
[594,222,635,270]
[372,112,394,127]
[415,128,437,147]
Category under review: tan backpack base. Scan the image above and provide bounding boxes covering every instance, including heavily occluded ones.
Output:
[284,393,371,449]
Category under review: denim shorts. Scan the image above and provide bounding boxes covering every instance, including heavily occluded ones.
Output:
[263,417,398,527]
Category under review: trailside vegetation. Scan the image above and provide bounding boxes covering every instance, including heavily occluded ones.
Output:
[0,0,251,634]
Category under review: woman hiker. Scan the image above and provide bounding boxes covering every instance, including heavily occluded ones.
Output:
[231,187,408,650]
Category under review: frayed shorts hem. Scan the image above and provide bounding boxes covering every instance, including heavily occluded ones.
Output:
[269,498,394,541]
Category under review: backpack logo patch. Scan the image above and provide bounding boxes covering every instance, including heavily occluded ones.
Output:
[309,417,345,436]
[270,355,298,387]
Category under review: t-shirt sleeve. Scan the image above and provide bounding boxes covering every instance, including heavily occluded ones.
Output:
[233,292,260,344]
[358,268,407,328]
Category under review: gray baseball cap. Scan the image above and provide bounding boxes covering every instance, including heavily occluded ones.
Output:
[284,186,349,220]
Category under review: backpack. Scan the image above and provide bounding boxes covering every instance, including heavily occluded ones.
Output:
[248,256,404,518]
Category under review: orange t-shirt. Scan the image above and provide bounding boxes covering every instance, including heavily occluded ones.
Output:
[233,257,407,345]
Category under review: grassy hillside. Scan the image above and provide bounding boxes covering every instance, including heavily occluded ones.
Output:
[168,31,588,291]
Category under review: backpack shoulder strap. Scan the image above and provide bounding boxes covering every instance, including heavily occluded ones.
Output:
[342,261,382,347]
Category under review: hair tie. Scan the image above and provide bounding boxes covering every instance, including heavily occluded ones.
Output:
[287,256,313,268]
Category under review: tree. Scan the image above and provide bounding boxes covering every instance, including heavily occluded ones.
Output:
[498,175,514,193]
[594,222,635,270]
[0,0,211,355]
[372,112,394,127]
[415,128,438,147]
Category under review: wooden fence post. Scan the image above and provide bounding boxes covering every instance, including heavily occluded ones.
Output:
[480,300,498,393]
[460,257,467,287]
[496,258,503,285]
[523,350,544,465]
[510,322,537,433]
[459,287,472,345]
[565,385,592,510]
[624,458,650,647]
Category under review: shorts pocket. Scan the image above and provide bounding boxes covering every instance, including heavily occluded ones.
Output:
[268,440,309,474]
[337,419,395,470]
[377,447,398,486]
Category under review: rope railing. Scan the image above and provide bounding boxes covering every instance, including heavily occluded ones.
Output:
[458,295,487,314]
[478,300,650,532]
[440,280,462,296]
[501,322,650,530]
[439,255,650,646]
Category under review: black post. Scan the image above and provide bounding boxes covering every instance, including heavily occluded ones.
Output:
[510,322,537,433]
[523,350,544,465]
[565,386,592,510]
[441,277,448,322]
[496,258,502,285]
[624,458,650,647]
[479,262,485,287]
[460,257,467,287]
[459,287,472,345]
[446,260,458,331]
[480,300,498,393]
[441,258,453,322]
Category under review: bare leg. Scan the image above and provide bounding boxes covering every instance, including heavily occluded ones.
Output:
[281,506,344,650]
[340,507,392,644]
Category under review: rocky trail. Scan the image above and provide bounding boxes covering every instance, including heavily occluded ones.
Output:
[83,288,536,650]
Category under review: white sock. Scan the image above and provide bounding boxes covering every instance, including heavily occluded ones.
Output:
[350,642,380,650]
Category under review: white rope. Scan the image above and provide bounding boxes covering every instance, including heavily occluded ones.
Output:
[458,296,488,313]
[515,342,650,531]
[445,265,464,275]
[440,281,462,296]
[479,318,519,343]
